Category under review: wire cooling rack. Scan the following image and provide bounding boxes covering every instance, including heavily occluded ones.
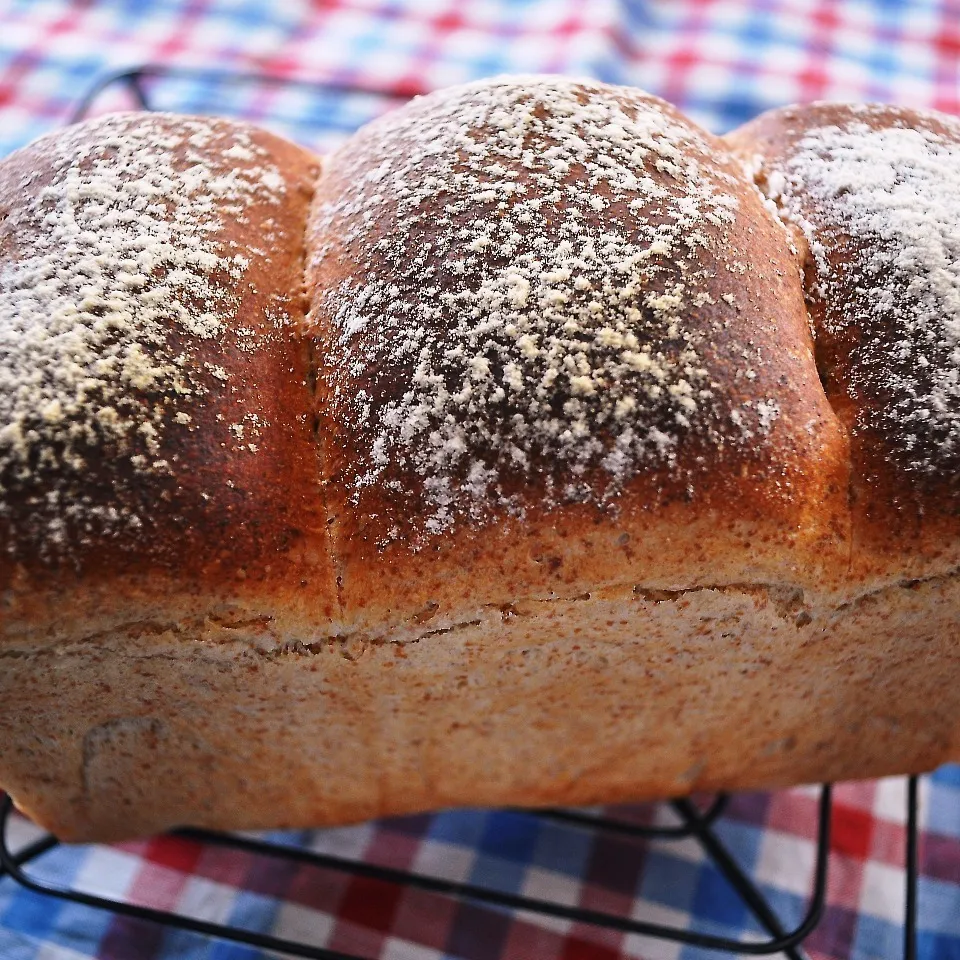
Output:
[0,779,924,959]
[0,66,927,960]
[0,786,845,960]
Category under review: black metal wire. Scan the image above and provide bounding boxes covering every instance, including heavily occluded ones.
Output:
[66,64,413,125]
[0,65,924,960]
[538,792,729,838]
[905,775,920,960]
[0,797,356,960]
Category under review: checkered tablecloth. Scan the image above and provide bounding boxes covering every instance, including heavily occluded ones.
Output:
[2,1,960,958]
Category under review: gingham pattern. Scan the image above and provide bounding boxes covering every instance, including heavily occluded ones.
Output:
[3,775,960,960]
[1,0,960,153]
[2,1,960,958]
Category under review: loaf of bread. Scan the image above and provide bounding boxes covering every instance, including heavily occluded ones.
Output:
[1,78,957,842]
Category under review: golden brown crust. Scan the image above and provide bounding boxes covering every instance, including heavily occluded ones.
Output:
[1,88,959,843]
[306,77,850,631]
[726,103,960,580]
[0,114,338,638]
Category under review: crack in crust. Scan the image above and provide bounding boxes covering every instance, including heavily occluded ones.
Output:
[301,158,345,622]
[5,565,957,661]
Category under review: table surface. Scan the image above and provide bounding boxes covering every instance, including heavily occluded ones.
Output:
[1,2,960,959]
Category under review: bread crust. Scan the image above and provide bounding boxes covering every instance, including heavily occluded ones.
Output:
[3,571,958,842]
[1,85,958,842]
[726,103,960,583]
[0,113,338,642]
[306,78,850,632]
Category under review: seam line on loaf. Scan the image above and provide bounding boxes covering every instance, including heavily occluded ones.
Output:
[299,156,345,621]
[741,160,846,422]
[740,156,857,577]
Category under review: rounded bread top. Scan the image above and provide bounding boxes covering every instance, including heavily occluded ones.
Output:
[0,112,321,573]
[729,102,960,513]
[308,76,839,546]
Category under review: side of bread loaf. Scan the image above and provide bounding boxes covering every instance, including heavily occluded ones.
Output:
[1,81,958,842]
[4,575,959,840]
[0,112,341,837]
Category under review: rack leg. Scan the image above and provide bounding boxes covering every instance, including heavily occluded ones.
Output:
[904,775,919,960]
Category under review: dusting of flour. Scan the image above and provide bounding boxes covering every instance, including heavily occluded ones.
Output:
[0,113,286,550]
[760,111,960,473]
[312,77,775,537]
